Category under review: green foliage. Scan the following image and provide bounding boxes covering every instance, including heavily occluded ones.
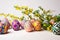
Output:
[33,10,40,17]
[56,14,60,22]
[14,5,60,31]
[19,16,24,21]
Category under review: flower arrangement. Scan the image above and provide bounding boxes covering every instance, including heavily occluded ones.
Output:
[14,5,54,31]
[0,5,60,35]
[14,5,60,35]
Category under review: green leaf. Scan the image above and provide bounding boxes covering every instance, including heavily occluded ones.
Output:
[39,6,44,11]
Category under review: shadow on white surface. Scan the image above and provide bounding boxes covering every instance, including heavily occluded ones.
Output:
[0,29,60,40]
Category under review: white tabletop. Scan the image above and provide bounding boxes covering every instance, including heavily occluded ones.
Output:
[0,29,60,40]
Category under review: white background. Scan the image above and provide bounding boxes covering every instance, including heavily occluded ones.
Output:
[0,0,60,15]
[0,0,60,40]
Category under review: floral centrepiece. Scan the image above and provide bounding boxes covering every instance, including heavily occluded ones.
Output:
[0,5,60,35]
[14,5,60,34]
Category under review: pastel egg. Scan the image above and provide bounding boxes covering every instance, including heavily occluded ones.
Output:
[0,22,2,33]
[0,20,9,34]
[52,22,60,35]
[12,20,20,31]
[24,21,34,32]
[20,20,26,29]
[32,20,41,31]
[1,18,10,29]
[30,19,35,23]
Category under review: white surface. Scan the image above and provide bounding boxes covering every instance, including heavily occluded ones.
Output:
[0,0,60,16]
[0,29,60,40]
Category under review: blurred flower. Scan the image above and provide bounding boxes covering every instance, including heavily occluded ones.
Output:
[24,10,29,15]
[29,8,33,13]
[19,16,24,21]
[21,6,28,10]
[14,5,22,10]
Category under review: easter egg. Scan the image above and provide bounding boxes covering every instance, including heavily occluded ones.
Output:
[0,20,9,34]
[0,22,3,33]
[1,18,10,29]
[32,20,41,31]
[24,21,34,32]
[30,19,35,23]
[12,20,20,31]
[52,22,60,35]
[20,20,26,29]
